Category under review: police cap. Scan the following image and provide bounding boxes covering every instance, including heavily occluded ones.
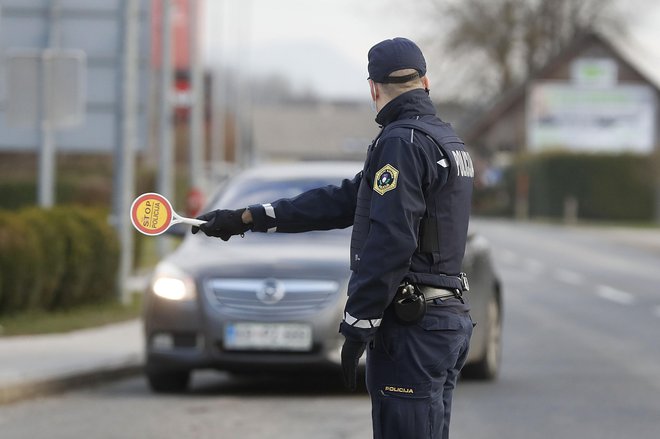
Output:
[367,37,427,84]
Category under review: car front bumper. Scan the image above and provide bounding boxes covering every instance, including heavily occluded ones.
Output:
[144,293,345,373]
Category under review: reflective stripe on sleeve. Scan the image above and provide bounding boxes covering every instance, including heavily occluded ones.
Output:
[263,204,276,232]
[263,203,276,219]
[343,311,382,329]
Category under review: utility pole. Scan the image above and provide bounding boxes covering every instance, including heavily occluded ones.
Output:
[188,0,204,190]
[210,0,225,178]
[235,0,252,167]
[157,0,175,256]
[38,0,61,207]
[655,138,660,224]
[115,0,140,303]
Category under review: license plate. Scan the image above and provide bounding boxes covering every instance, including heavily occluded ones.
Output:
[224,323,313,351]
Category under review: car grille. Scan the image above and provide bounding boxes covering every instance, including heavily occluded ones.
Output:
[204,278,339,319]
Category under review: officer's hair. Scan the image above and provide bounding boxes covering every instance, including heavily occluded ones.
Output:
[379,69,425,98]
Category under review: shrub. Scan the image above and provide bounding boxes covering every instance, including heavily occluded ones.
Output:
[492,152,656,222]
[68,209,119,303]
[0,212,42,314]
[47,208,97,309]
[19,208,68,309]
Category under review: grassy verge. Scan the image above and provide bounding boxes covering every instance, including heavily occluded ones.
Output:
[0,294,142,337]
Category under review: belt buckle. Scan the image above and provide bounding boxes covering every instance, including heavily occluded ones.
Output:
[460,272,470,291]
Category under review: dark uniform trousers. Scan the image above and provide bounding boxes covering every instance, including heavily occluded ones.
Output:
[367,299,473,439]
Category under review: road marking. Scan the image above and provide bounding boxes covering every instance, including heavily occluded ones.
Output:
[654,306,660,318]
[554,268,584,286]
[596,285,635,305]
[523,258,544,274]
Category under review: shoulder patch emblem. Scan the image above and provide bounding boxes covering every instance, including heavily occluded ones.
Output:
[373,164,399,195]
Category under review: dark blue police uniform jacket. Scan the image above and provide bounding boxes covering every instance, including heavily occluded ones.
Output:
[248,88,474,344]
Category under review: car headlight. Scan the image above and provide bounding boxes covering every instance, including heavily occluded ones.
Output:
[150,262,196,301]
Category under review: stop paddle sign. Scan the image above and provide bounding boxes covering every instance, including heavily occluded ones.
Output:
[130,192,206,236]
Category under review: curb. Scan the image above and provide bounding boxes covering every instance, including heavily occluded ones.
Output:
[0,361,143,406]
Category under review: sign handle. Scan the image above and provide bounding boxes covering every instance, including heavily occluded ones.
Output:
[171,213,205,227]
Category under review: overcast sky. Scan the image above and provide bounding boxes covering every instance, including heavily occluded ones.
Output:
[202,0,660,101]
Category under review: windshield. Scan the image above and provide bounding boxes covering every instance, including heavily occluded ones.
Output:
[208,175,353,238]
[215,178,343,208]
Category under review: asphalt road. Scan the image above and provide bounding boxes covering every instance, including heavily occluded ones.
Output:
[1,218,659,439]
[453,219,660,439]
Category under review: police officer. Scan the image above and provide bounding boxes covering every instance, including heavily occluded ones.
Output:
[193,37,474,439]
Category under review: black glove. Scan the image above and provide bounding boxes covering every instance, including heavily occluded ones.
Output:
[191,208,250,241]
[341,338,367,391]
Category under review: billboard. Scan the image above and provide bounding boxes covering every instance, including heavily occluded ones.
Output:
[526,82,657,153]
[0,0,151,152]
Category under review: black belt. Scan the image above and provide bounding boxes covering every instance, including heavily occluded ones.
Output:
[418,285,461,302]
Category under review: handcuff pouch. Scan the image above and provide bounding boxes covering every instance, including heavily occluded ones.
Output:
[393,283,426,325]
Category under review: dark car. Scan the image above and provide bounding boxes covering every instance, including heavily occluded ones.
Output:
[143,162,503,392]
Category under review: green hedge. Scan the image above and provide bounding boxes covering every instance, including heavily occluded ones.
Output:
[0,207,119,315]
[19,209,67,309]
[0,214,41,313]
[70,209,120,304]
[486,152,656,221]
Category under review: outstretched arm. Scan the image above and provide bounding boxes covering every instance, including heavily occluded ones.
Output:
[193,171,362,239]
[248,172,362,234]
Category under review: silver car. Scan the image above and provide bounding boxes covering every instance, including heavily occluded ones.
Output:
[143,162,503,392]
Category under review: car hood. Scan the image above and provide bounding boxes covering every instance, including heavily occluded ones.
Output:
[165,232,352,281]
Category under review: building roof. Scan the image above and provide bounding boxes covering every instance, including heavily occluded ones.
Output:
[463,32,660,145]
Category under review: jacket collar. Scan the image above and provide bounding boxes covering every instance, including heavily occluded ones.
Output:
[375,89,437,127]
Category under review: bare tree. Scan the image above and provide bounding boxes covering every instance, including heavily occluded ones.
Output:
[425,0,624,101]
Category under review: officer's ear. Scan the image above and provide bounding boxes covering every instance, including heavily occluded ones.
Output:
[369,80,379,101]
[421,76,430,94]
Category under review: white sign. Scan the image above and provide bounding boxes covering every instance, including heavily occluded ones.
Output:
[6,50,86,129]
[527,82,657,153]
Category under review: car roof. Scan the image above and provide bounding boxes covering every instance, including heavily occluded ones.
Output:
[238,161,363,180]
